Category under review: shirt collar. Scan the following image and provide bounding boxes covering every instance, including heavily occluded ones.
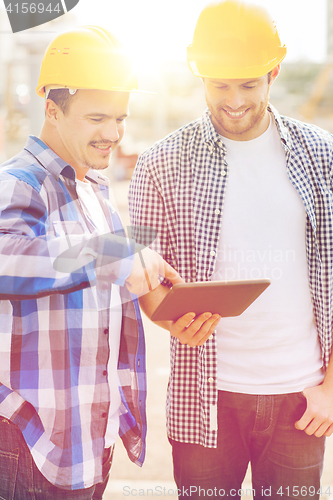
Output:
[200,110,227,155]
[24,135,109,186]
[267,104,293,150]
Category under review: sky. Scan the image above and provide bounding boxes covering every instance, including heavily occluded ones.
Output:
[0,0,328,73]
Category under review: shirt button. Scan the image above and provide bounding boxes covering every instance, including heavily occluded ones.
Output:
[103,370,107,376]
[208,377,214,383]
[102,412,107,418]
[104,328,109,335]
[210,250,216,257]
[214,209,221,215]
[209,334,214,340]
[221,170,226,177]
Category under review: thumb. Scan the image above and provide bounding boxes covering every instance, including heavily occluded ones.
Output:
[295,404,310,431]
[163,261,184,285]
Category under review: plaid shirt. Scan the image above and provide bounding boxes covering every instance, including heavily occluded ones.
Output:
[129,105,333,448]
[0,136,147,489]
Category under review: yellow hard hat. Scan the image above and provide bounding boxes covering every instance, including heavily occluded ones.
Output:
[187,0,287,79]
[36,26,139,97]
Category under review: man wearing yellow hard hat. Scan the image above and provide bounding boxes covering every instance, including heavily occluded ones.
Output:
[130,1,333,498]
[0,26,182,498]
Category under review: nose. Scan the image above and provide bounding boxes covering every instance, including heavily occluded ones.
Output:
[100,120,120,143]
[224,88,246,109]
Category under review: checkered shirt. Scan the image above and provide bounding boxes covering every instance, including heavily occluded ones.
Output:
[0,136,147,489]
[129,104,333,448]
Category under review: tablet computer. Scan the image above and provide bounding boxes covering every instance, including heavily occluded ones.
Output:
[151,279,270,322]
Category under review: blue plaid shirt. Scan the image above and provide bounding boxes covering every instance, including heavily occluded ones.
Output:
[0,136,147,489]
[129,104,333,448]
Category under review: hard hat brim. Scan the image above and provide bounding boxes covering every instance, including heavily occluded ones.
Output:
[187,45,287,80]
[36,84,154,98]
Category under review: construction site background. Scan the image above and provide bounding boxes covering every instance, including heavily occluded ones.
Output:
[1,8,333,173]
[1,5,333,499]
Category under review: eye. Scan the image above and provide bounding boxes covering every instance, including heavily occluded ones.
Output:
[90,118,102,123]
[243,82,258,89]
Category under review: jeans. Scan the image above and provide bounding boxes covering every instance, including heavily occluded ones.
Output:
[171,391,325,500]
[0,417,114,500]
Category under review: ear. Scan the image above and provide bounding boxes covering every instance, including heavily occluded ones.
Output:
[269,64,280,86]
[44,99,61,125]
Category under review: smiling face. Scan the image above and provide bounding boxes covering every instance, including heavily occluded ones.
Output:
[203,67,279,141]
[42,89,130,180]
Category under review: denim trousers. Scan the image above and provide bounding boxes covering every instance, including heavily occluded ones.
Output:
[0,417,114,500]
[171,391,325,500]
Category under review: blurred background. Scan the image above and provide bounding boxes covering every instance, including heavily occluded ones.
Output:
[0,0,332,171]
[1,0,333,497]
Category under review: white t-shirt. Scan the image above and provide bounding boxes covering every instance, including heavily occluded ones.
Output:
[76,178,122,446]
[211,116,324,394]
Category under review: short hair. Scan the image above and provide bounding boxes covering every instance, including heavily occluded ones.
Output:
[47,89,78,114]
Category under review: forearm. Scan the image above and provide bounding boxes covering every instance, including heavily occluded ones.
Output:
[0,184,138,298]
[139,284,173,331]
[321,352,333,393]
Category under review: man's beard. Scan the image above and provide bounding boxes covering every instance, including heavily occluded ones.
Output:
[207,92,269,140]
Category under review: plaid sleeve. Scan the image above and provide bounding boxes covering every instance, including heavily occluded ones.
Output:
[128,152,176,270]
[0,175,134,299]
